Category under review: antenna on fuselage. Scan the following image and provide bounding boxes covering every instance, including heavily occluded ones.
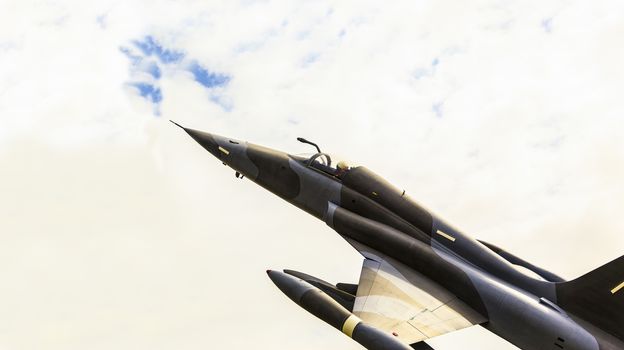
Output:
[297,137,321,153]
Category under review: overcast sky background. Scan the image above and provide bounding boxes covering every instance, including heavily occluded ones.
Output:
[1,1,624,349]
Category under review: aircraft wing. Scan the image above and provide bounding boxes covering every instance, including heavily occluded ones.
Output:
[349,241,488,345]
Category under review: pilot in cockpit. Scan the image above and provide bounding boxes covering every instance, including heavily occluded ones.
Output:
[335,160,350,178]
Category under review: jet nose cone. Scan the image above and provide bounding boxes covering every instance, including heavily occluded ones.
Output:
[171,120,221,158]
[172,121,260,180]
[186,128,221,156]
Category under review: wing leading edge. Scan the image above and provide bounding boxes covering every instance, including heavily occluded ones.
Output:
[351,244,487,345]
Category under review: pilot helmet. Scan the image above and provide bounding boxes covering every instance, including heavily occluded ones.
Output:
[337,160,350,171]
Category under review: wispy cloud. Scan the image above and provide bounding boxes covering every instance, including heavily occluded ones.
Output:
[119,36,231,114]
[132,35,185,64]
[413,57,440,80]
[301,52,320,67]
[95,13,107,29]
[432,101,444,118]
[2,2,624,350]
[131,83,162,103]
[541,18,554,33]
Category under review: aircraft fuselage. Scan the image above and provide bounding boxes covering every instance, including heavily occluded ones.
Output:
[177,124,624,350]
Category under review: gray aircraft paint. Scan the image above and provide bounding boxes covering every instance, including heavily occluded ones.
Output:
[212,137,259,180]
[175,123,624,350]
[431,217,558,302]
[325,202,489,317]
[432,241,599,350]
[288,158,342,219]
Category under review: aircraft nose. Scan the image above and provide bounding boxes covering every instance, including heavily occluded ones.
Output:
[171,120,222,159]
[172,120,260,180]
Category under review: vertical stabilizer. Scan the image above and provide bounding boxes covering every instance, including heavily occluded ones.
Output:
[556,255,624,340]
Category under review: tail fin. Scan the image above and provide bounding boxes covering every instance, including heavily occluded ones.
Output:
[556,256,624,340]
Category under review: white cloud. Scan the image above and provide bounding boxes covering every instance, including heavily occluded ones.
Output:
[1,1,624,349]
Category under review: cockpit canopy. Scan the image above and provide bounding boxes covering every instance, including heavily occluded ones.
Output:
[293,152,356,178]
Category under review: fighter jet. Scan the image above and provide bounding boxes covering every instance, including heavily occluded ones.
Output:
[173,121,624,350]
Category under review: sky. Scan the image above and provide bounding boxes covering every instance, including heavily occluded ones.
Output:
[1,1,624,349]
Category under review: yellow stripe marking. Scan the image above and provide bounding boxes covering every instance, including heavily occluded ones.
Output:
[436,229,456,242]
[611,281,624,294]
[372,191,378,196]
[341,315,361,338]
[218,146,230,155]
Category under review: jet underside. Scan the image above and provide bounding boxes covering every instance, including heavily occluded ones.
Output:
[175,123,624,350]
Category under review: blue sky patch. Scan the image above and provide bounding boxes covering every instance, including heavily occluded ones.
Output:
[210,95,233,112]
[188,61,230,88]
[132,36,185,63]
[121,35,233,114]
[432,102,444,118]
[541,18,553,33]
[132,83,162,103]
[146,62,161,79]
[302,52,320,67]
[119,47,142,66]
[96,14,107,29]
[413,58,440,80]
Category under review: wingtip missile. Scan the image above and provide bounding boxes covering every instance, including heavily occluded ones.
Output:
[267,269,412,350]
